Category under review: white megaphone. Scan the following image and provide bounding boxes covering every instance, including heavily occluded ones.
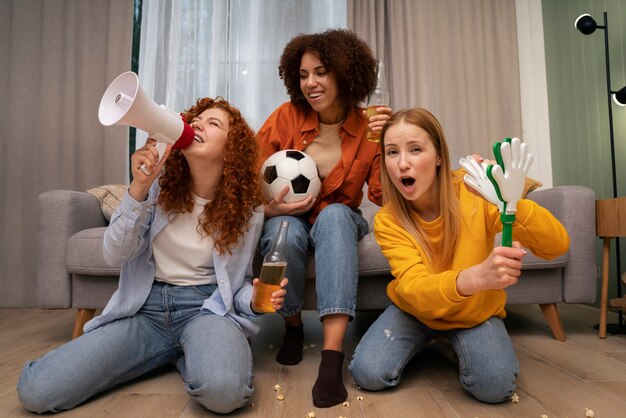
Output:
[98,71,194,172]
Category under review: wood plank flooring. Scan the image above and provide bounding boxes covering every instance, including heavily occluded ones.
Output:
[1,304,625,417]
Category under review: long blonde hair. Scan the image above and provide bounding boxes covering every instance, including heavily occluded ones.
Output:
[379,108,460,270]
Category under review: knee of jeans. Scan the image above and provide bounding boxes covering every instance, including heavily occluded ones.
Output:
[262,220,308,255]
[190,373,252,414]
[460,366,517,404]
[17,367,59,413]
[349,356,394,391]
[313,204,361,244]
[316,203,352,225]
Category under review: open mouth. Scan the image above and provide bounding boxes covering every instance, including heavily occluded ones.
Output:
[401,177,416,187]
[308,92,322,99]
[193,135,204,143]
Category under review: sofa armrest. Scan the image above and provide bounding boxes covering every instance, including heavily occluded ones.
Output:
[37,190,108,308]
[526,185,596,303]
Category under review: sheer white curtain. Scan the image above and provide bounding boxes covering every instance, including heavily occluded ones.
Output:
[137,0,347,147]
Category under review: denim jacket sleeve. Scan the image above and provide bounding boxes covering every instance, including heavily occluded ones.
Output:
[103,182,158,268]
[232,207,264,317]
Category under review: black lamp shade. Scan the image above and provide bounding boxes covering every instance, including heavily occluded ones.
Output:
[575,14,597,35]
[613,86,626,106]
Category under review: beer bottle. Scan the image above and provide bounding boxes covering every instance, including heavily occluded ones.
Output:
[366,59,389,142]
[252,220,289,313]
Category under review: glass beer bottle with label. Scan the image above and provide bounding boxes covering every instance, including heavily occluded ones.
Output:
[366,59,389,142]
[252,220,289,313]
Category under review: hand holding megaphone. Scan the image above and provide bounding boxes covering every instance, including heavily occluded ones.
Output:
[98,71,194,173]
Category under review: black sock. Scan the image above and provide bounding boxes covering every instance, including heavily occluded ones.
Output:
[312,350,347,408]
[276,324,304,365]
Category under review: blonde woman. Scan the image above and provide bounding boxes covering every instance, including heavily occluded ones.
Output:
[349,108,569,403]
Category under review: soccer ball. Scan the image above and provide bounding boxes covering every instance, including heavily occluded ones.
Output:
[261,149,321,203]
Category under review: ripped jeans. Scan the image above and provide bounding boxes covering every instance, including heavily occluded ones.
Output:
[349,304,518,403]
[17,282,253,414]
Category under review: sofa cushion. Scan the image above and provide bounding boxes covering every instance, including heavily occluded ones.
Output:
[521,251,567,270]
[304,232,391,279]
[66,227,120,275]
[66,204,566,280]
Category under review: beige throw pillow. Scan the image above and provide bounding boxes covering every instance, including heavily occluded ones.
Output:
[87,184,127,221]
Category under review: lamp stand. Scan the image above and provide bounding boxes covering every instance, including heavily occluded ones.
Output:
[597,11,624,333]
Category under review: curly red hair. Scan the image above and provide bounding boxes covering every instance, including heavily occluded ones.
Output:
[158,97,262,255]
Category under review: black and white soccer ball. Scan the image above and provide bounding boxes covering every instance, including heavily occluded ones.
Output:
[261,149,321,203]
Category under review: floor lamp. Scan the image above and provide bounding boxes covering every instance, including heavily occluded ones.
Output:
[575,12,626,333]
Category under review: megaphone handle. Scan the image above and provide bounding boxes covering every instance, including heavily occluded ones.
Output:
[155,142,167,162]
[139,142,167,175]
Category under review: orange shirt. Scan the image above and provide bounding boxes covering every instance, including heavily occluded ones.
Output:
[256,102,382,223]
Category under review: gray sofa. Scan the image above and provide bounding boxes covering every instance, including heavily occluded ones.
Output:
[37,185,596,341]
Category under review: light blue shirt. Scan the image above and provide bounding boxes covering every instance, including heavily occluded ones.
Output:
[84,181,264,337]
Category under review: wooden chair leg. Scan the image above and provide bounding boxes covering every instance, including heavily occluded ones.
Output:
[599,238,611,338]
[539,303,566,341]
[72,308,96,339]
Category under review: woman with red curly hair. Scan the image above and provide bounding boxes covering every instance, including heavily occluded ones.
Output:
[257,29,391,408]
[17,98,287,414]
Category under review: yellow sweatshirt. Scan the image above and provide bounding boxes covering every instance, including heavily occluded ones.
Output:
[374,173,570,330]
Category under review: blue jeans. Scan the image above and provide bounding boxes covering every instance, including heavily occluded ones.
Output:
[17,282,254,414]
[349,304,519,403]
[260,203,369,319]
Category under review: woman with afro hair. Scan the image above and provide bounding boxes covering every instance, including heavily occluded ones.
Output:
[256,29,392,408]
[18,98,287,414]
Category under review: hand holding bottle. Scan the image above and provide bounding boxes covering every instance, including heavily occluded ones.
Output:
[251,220,290,313]
[252,277,288,313]
[365,59,391,142]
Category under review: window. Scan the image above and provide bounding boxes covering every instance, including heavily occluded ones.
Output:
[134,0,346,149]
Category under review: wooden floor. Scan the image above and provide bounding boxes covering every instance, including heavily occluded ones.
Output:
[1,304,626,418]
